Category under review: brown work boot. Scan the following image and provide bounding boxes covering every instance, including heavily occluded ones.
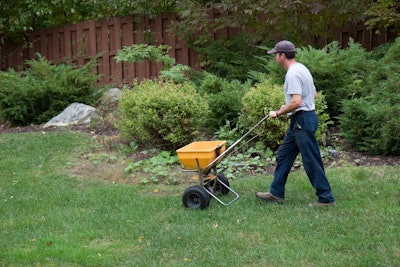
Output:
[256,192,284,202]
[308,201,336,207]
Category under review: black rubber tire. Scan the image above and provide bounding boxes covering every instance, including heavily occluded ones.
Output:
[182,185,210,209]
[215,174,230,195]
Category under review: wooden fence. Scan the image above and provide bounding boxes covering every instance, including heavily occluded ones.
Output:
[0,14,398,86]
[335,22,399,51]
[0,14,199,86]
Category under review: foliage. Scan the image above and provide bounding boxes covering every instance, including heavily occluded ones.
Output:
[116,44,192,83]
[159,64,192,83]
[339,38,400,155]
[0,0,175,41]
[365,0,400,30]
[117,80,209,150]
[124,150,180,185]
[115,44,176,70]
[258,40,372,119]
[214,120,243,147]
[314,91,333,145]
[0,0,376,53]
[194,34,266,82]
[239,78,288,150]
[239,78,331,150]
[0,55,100,126]
[217,146,276,180]
[171,0,371,47]
[190,72,251,132]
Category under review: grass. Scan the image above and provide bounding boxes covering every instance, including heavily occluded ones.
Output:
[0,131,399,266]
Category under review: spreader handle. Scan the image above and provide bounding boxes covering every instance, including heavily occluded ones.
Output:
[201,115,269,174]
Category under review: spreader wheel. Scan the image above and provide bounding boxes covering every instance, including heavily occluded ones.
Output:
[182,185,210,209]
[215,174,230,195]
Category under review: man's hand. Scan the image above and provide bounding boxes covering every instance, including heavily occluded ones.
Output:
[269,110,279,118]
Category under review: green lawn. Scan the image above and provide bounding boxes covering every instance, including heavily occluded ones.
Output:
[0,131,399,266]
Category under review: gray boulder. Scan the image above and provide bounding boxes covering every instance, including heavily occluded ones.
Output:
[43,103,102,128]
[100,87,122,103]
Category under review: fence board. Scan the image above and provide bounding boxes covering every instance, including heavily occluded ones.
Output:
[120,17,135,84]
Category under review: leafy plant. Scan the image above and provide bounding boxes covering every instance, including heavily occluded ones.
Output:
[159,64,192,83]
[214,120,243,146]
[117,80,209,149]
[239,78,288,150]
[191,72,251,132]
[116,44,193,83]
[339,37,400,155]
[217,148,274,179]
[115,44,175,70]
[124,150,179,184]
[195,34,266,82]
[0,54,100,126]
[239,77,331,150]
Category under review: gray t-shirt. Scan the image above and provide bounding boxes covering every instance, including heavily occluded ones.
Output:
[284,62,316,114]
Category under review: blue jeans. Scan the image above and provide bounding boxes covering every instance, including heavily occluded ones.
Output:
[269,111,335,203]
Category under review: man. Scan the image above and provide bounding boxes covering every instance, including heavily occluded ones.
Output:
[256,40,336,206]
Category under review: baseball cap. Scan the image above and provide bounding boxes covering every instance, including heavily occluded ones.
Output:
[267,40,296,54]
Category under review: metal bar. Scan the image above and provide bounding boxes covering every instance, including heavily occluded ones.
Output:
[203,177,240,206]
[201,115,269,174]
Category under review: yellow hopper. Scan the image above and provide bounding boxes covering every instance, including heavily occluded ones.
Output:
[176,140,226,170]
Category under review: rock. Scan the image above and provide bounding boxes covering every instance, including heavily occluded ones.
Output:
[43,103,102,128]
[328,149,339,157]
[100,87,122,103]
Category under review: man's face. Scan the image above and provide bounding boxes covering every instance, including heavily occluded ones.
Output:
[274,53,285,66]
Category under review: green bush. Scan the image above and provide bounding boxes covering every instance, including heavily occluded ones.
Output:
[117,80,209,149]
[195,34,265,82]
[240,78,331,150]
[340,38,400,155]
[116,44,191,83]
[0,55,100,126]
[191,72,251,132]
[239,79,288,150]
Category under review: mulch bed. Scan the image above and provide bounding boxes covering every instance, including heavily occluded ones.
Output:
[1,123,399,167]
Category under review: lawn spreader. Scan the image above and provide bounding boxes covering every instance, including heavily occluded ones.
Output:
[176,115,269,209]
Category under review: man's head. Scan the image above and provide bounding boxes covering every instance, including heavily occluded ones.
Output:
[267,40,296,59]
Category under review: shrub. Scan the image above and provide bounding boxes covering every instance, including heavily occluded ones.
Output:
[315,91,333,145]
[190,72,251,132]
[117,80,209,149]
[240,78,331,150]
[340,38,400,155]
[195,34,265,82]
[0,55,100,126]
[340,99,400,155]
[239,79,288,150]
